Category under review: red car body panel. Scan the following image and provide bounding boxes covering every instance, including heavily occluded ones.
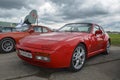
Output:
[0,32,29,43]
[16,23,110,68]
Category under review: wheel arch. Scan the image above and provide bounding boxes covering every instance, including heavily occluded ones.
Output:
[73,41,88,56]
[69,41,87,71]
[0,37,16,44]
[78,42,88,54]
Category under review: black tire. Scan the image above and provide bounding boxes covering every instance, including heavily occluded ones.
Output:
[103,41,110,55]
[0,38,15,53]
[69,44,86,72]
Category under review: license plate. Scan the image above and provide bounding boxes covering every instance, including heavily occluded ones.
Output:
[19,50,32,58]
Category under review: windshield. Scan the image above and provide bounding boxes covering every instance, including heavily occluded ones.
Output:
[15,24,30,32]
[58,23,92,33]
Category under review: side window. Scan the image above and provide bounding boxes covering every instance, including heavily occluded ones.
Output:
[43,27,48,32]
[100,26,105,34]
[93,25,100,34]
[33,26,42,32]
[2,27,12,32]
[0,27,2,32]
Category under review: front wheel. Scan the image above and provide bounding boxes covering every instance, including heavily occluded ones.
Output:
[0,38,15,53]
[69,44,86,72]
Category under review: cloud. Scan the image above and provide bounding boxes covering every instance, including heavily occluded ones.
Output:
[0,0,48,18]
[0,0,29,9]
[0,0,120,31]
[50,0,118,20]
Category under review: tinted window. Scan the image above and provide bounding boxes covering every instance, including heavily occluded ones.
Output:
[33,26,42,32]
[58,23,92,33]
[2,27,12,32]
[0,27,2,32]
[93,25,100,34]
[1,27,16,32]
[43,27,48,32]
[100,26,105,34]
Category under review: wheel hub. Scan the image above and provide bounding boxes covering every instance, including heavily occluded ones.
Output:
[2,40,13,52]
[72,46,85,69]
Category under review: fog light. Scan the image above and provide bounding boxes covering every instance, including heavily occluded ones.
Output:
[36,56,50,62]
[43,57,50,61]
[36,56,42,60]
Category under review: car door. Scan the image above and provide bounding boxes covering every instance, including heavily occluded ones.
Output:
[98,26,106,49]
[91,25,104,52]
[94,25,104,50]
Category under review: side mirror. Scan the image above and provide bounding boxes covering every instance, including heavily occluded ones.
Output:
[95,30,102,35]
[28,29,34,33]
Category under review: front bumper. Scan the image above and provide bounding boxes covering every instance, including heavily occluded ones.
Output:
[16,44,72,68]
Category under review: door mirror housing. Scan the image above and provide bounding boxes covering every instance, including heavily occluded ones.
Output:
[95,30,102,35]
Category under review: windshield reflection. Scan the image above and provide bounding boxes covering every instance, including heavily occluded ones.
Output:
[58,23,92,33]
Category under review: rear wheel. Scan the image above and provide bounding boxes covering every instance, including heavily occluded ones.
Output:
[69,44,86,72]
[0,38,15,53]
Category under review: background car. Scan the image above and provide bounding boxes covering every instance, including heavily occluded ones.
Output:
[16,23,111,72]
[0,24,52,53]
[0,27,16,32]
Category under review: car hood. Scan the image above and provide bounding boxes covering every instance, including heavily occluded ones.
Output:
[20,32,88,50]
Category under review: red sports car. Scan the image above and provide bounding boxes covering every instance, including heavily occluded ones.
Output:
[16,23,111,71]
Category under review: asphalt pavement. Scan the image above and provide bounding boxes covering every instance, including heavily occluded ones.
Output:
[0,46,120,80]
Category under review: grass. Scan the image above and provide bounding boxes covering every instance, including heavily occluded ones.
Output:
[108,33,120,46]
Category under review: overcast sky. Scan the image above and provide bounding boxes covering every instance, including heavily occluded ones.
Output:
[0,0,120,31]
